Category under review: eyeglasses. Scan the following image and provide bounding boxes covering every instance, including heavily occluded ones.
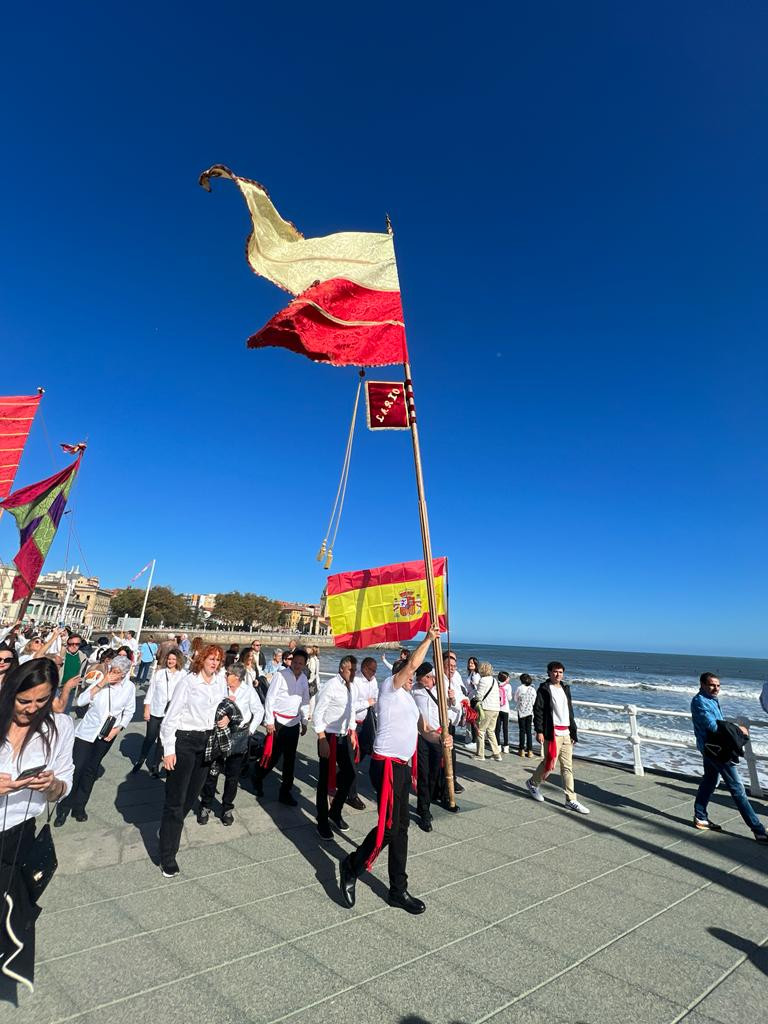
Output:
[0,657,13,665]
[67,641,81,648]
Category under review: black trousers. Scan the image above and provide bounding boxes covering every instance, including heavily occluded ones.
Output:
[416,735,442,819]
[60,735,115,815]
[316,734,355,822]
[200,752,245,813]
[253,721,299,794]
[349,758,410,894]
[348,709,375,799]
[159,730,209,866]
[495,711,509,747]
[137,714,164,770]
[518,714,533,753]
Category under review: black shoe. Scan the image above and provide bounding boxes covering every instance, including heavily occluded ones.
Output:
[149,767,160,779]
[222,811,234,826]
[440,800,460,813]
[339,855,357,908]
[279,791,298,806]
[161,861,180,878]
[329,813,350,832]
[54,809,68,828]
[453,782,465,794]
[418,816,433,832]
[72,810,88,823]
[346,795,366,810]
[254,782,264,799]
[317,821,333,841]
[389,889,426,914]
[197,807,210,825]
[130,761,143,774]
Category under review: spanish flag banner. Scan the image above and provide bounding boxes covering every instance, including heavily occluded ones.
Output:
[327,558,447,649]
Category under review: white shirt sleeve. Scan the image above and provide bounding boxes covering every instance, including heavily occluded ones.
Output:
[160,674,190,755]
[299,676,310,725]
[144,674,155,707]
[263,673,283,726]
[313,682,334,734]
[117,683,136,729]
[248,688,265,733]
[51,715,75,797]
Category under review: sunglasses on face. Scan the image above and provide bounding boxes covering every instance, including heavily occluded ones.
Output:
[0,657,13,665]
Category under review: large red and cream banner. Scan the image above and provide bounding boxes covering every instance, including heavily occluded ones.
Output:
[0,394,42,502]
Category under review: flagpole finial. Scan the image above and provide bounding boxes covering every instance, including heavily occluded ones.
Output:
[37,386,45,395]
[385,213,393,236]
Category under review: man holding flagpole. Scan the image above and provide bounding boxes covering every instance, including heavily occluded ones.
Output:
[339,624,447,915]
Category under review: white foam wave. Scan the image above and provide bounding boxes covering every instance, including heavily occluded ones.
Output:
[572,676,759,701]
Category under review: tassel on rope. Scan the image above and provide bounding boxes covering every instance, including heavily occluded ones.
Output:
[316,370,364,567]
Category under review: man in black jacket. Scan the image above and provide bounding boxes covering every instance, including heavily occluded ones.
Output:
[525,661,589,814]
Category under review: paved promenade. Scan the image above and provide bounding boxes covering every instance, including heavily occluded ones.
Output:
[5,725,767,1024]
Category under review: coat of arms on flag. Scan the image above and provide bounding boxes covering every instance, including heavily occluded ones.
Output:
[327,558,446,648]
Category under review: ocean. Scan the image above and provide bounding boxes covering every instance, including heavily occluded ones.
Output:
[314,641,768,784]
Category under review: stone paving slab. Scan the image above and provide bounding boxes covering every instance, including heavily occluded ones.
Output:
[1,722,766,1024]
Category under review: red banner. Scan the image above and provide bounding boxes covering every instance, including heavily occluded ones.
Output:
[365,381,409,430]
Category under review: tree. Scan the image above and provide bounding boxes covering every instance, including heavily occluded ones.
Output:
[213,592,283,629]
[110,585,189,628]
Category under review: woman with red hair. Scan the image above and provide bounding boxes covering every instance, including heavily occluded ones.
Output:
[158,644,226,877]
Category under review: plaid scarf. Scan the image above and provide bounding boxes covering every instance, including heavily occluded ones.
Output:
[204,698,243,773]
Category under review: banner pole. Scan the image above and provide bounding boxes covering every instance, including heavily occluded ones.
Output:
[136,558,156,642]
[403,360,456,809]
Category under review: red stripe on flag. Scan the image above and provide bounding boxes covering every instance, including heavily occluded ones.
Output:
[333,612,448,650]
[247,278,407,368]
[326,557,446,598]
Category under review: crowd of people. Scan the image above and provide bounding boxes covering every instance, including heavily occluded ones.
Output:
[0,616,766,994]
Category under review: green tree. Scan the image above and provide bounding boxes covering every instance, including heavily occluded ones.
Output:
[110,585,189,627]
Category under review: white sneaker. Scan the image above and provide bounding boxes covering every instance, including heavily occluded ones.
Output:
[565,799,590,814]
[526,779,544,802]
[464,742,477,752]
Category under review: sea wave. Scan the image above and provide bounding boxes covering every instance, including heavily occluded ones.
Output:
[571,676,760,701]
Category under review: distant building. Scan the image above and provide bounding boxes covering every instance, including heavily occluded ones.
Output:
[0,566,113,634]
[183,593,217,620]
[277,600,329,636]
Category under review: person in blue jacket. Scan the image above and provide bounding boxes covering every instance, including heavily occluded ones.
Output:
[690,672,767,842]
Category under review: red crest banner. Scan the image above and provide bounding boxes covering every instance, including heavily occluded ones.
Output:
[365,381,409,430]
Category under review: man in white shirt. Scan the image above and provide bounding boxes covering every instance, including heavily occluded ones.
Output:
[314,655,358,839]
[441,650,466,794]
[526,661,589,814]
[412,662,461,830]
[346,656,379,810]
[253,647,310,805]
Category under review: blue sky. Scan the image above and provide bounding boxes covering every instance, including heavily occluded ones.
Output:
[2,3,766,656]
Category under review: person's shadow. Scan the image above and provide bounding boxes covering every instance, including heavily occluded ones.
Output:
[709,927,768,977]
[113,733,165,862]
[249,748,389,908]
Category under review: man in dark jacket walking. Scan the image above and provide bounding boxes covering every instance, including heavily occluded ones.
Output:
[525,661,589,814]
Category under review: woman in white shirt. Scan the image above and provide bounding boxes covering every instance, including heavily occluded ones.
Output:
[131,648,184,777]
[55,655,136,827]
[0,658,74,993]
[475,662,502,761]
[158,644,227,877]
[198,662,264,826]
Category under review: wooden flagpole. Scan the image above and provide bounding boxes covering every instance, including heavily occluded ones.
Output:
[403,361,457,809]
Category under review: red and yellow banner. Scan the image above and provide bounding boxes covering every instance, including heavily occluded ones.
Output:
[327,557,446,649]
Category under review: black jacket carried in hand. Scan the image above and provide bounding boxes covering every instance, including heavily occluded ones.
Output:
[704,720,748,764]
[533,680,578,743]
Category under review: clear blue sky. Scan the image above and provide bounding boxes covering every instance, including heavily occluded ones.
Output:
[2,3,766,656]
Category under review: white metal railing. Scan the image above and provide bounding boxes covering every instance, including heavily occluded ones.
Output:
[571,698,768,797]
[314,675,768,797]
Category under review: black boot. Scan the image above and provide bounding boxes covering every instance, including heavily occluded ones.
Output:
[388,890,426,914]
[339,855,357,908]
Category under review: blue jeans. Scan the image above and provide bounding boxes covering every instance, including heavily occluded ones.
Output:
[694,754,765,835]
[135,661,153,686]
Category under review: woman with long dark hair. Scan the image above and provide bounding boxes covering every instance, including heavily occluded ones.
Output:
[0,643,19,689]
[158,644,226,877]
[0,658,74,994]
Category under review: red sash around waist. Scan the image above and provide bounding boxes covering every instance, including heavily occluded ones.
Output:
[365,753,407,871]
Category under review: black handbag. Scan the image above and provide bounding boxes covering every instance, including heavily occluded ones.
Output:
[21,806,58,902]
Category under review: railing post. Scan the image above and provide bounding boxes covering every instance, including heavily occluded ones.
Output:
[625,704,644,776]
[738,717,763,798]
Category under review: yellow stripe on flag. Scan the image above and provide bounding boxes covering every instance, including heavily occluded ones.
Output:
[327,574,445,637]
